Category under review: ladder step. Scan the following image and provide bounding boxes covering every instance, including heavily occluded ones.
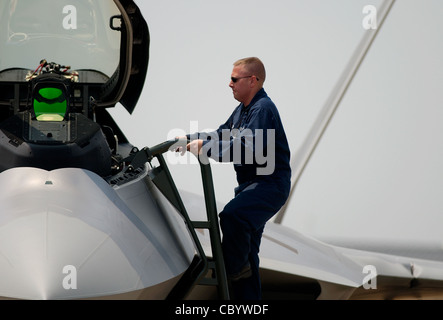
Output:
[207,260,216,270]
[199,277,219,286]
[197,260,220,287]
[191,221,211,229]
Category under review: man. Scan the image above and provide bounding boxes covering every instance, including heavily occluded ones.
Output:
[176,57,291,299]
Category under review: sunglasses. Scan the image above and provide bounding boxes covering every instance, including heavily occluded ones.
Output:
[231,75,259,83]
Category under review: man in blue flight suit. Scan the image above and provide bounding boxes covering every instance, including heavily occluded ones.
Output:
[176,57,291,299]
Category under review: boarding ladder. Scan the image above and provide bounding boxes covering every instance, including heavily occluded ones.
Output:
[125,139,230,300]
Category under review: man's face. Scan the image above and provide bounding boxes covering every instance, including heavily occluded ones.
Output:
[229,65,252,104]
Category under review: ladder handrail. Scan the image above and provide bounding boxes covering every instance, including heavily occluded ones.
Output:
[126,139,230,299]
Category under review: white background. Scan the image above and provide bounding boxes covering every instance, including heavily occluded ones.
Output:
[109,0,443,252]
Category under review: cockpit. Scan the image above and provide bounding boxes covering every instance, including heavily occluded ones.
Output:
[0,0,149,177]
[1,0,121,77]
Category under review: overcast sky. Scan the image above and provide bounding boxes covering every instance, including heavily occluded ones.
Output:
[109,0,443,249]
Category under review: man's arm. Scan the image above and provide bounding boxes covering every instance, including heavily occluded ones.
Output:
[174,136,203,156]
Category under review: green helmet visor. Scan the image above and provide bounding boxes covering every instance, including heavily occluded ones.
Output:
[33,87,67,121]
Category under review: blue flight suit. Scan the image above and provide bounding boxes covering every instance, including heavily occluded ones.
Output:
[191,88,291,299]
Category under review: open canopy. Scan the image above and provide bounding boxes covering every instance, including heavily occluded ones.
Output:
[0,0,149,114]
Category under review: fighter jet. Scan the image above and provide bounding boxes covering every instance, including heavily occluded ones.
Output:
[0,0,203,299]
[0,0,442,300]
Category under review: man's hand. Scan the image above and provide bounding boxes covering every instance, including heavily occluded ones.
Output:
[187,139,203,156]
[172,136,188,155]
[172,136,203,156]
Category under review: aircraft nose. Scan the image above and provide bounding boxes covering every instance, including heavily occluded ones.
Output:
[0,209,140,299]
[0,167,192,299]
